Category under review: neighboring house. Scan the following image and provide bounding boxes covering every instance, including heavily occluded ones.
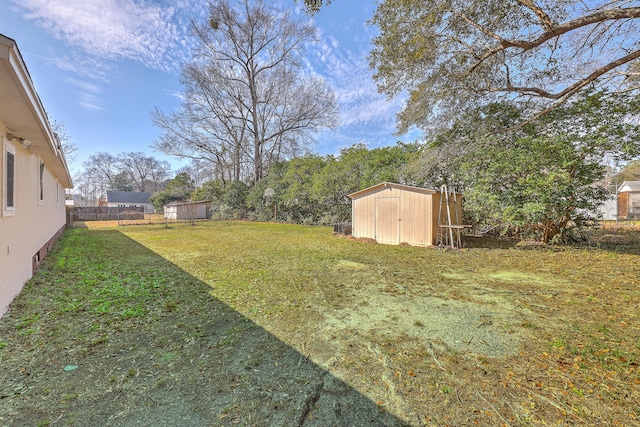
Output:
[0,34,73,317]
[617,181,640,220]
[348,182,463,247]
[164,200,211,220]
[106,191,154,213]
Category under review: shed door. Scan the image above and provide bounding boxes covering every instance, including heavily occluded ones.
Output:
[618,192,629,218]
[376,197,400,245]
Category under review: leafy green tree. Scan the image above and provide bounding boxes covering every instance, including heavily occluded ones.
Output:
[166,173,195,196]
[110,172,134,192]
[150,173,195,211]
[298,0,330,14]
[278,156,326,224]
[310,143,421,222]
[461,135,608,242]
[191,179,225,202]
[246,162,289,222]
[209,180,250,220]
[369,0,640,134]
[615,159,640,183]
[412,90,640,242]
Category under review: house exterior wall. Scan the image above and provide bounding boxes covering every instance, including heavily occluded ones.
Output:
[629,192,640,219]
[1,131,66,317]
[105,201,154,213]
[617,191,640,220]
[0,34,72,318]
[618,192,629,219]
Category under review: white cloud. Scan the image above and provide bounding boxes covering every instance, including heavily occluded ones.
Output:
[310,37,404,132]
[9,0,203,73]
[307,22,416,153]
[66,77,105,111]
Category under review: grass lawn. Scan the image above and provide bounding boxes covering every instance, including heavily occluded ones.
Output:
[1,220,639,426]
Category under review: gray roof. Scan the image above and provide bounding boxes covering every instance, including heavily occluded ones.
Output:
[106,191,152,204]
[165,199,212,206]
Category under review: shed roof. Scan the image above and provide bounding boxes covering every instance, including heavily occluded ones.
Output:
[348,182,438,199]
[165,199,212,207]
[0,33,72,188]
[619,181,640,193]
[106,191,152,204]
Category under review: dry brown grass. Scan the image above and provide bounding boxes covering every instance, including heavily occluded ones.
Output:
[1,221,638,426]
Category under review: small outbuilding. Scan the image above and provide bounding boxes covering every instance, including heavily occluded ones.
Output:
[617,181,640,220]
[164,200,211,220]
[348,182,463,247]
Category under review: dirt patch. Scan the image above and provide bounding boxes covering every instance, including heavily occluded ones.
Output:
[322,265,527,357]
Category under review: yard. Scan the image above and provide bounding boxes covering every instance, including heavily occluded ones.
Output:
[1,221,639,426]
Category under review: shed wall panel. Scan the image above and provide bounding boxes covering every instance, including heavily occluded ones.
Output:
[630,192,640,218]
[350,183,462,247]
[375,197,400,244]
[399,190,430,246]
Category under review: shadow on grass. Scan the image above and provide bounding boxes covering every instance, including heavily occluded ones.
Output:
[464,233,640,255]
[0,229,408,427]
[463,236,520,249]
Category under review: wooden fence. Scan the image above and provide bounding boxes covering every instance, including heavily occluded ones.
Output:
[74,206,144,221]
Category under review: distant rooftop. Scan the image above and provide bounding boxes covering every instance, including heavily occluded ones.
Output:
[106,191,152,204]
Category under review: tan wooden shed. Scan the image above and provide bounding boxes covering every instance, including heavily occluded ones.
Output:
[348,182,462,247]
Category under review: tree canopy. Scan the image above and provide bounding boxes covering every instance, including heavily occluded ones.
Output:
[298,0,330,14]
[369,0,640,134]
[153,0,338,184]
[407,89,640,242]
[76,152,171,203]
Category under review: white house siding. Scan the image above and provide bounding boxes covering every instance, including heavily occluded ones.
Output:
[106,202,154,213]
[0,34,72,318]
[1,133,67,317]
[596,197,617,221]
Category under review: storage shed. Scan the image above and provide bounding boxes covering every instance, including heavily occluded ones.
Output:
[617,181,640,220]
[164,200,211,220]
[348,182,463,247]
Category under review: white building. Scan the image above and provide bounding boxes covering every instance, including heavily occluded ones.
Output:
[106,191,154,213]
[0,34,73,317]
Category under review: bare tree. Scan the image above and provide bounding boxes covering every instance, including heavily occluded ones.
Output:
[148,159,172,192]
[50,120,78,167]
[177,159,217,188]
[153,0,338,184]
[118,152,171,192]
[80,152,120,197]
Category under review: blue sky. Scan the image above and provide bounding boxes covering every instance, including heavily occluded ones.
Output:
[0,0,419,177]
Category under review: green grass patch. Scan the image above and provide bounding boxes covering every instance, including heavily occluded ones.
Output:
[0,221,638,426]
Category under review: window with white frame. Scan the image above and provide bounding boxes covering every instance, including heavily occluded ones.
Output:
[3,139,16,216]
